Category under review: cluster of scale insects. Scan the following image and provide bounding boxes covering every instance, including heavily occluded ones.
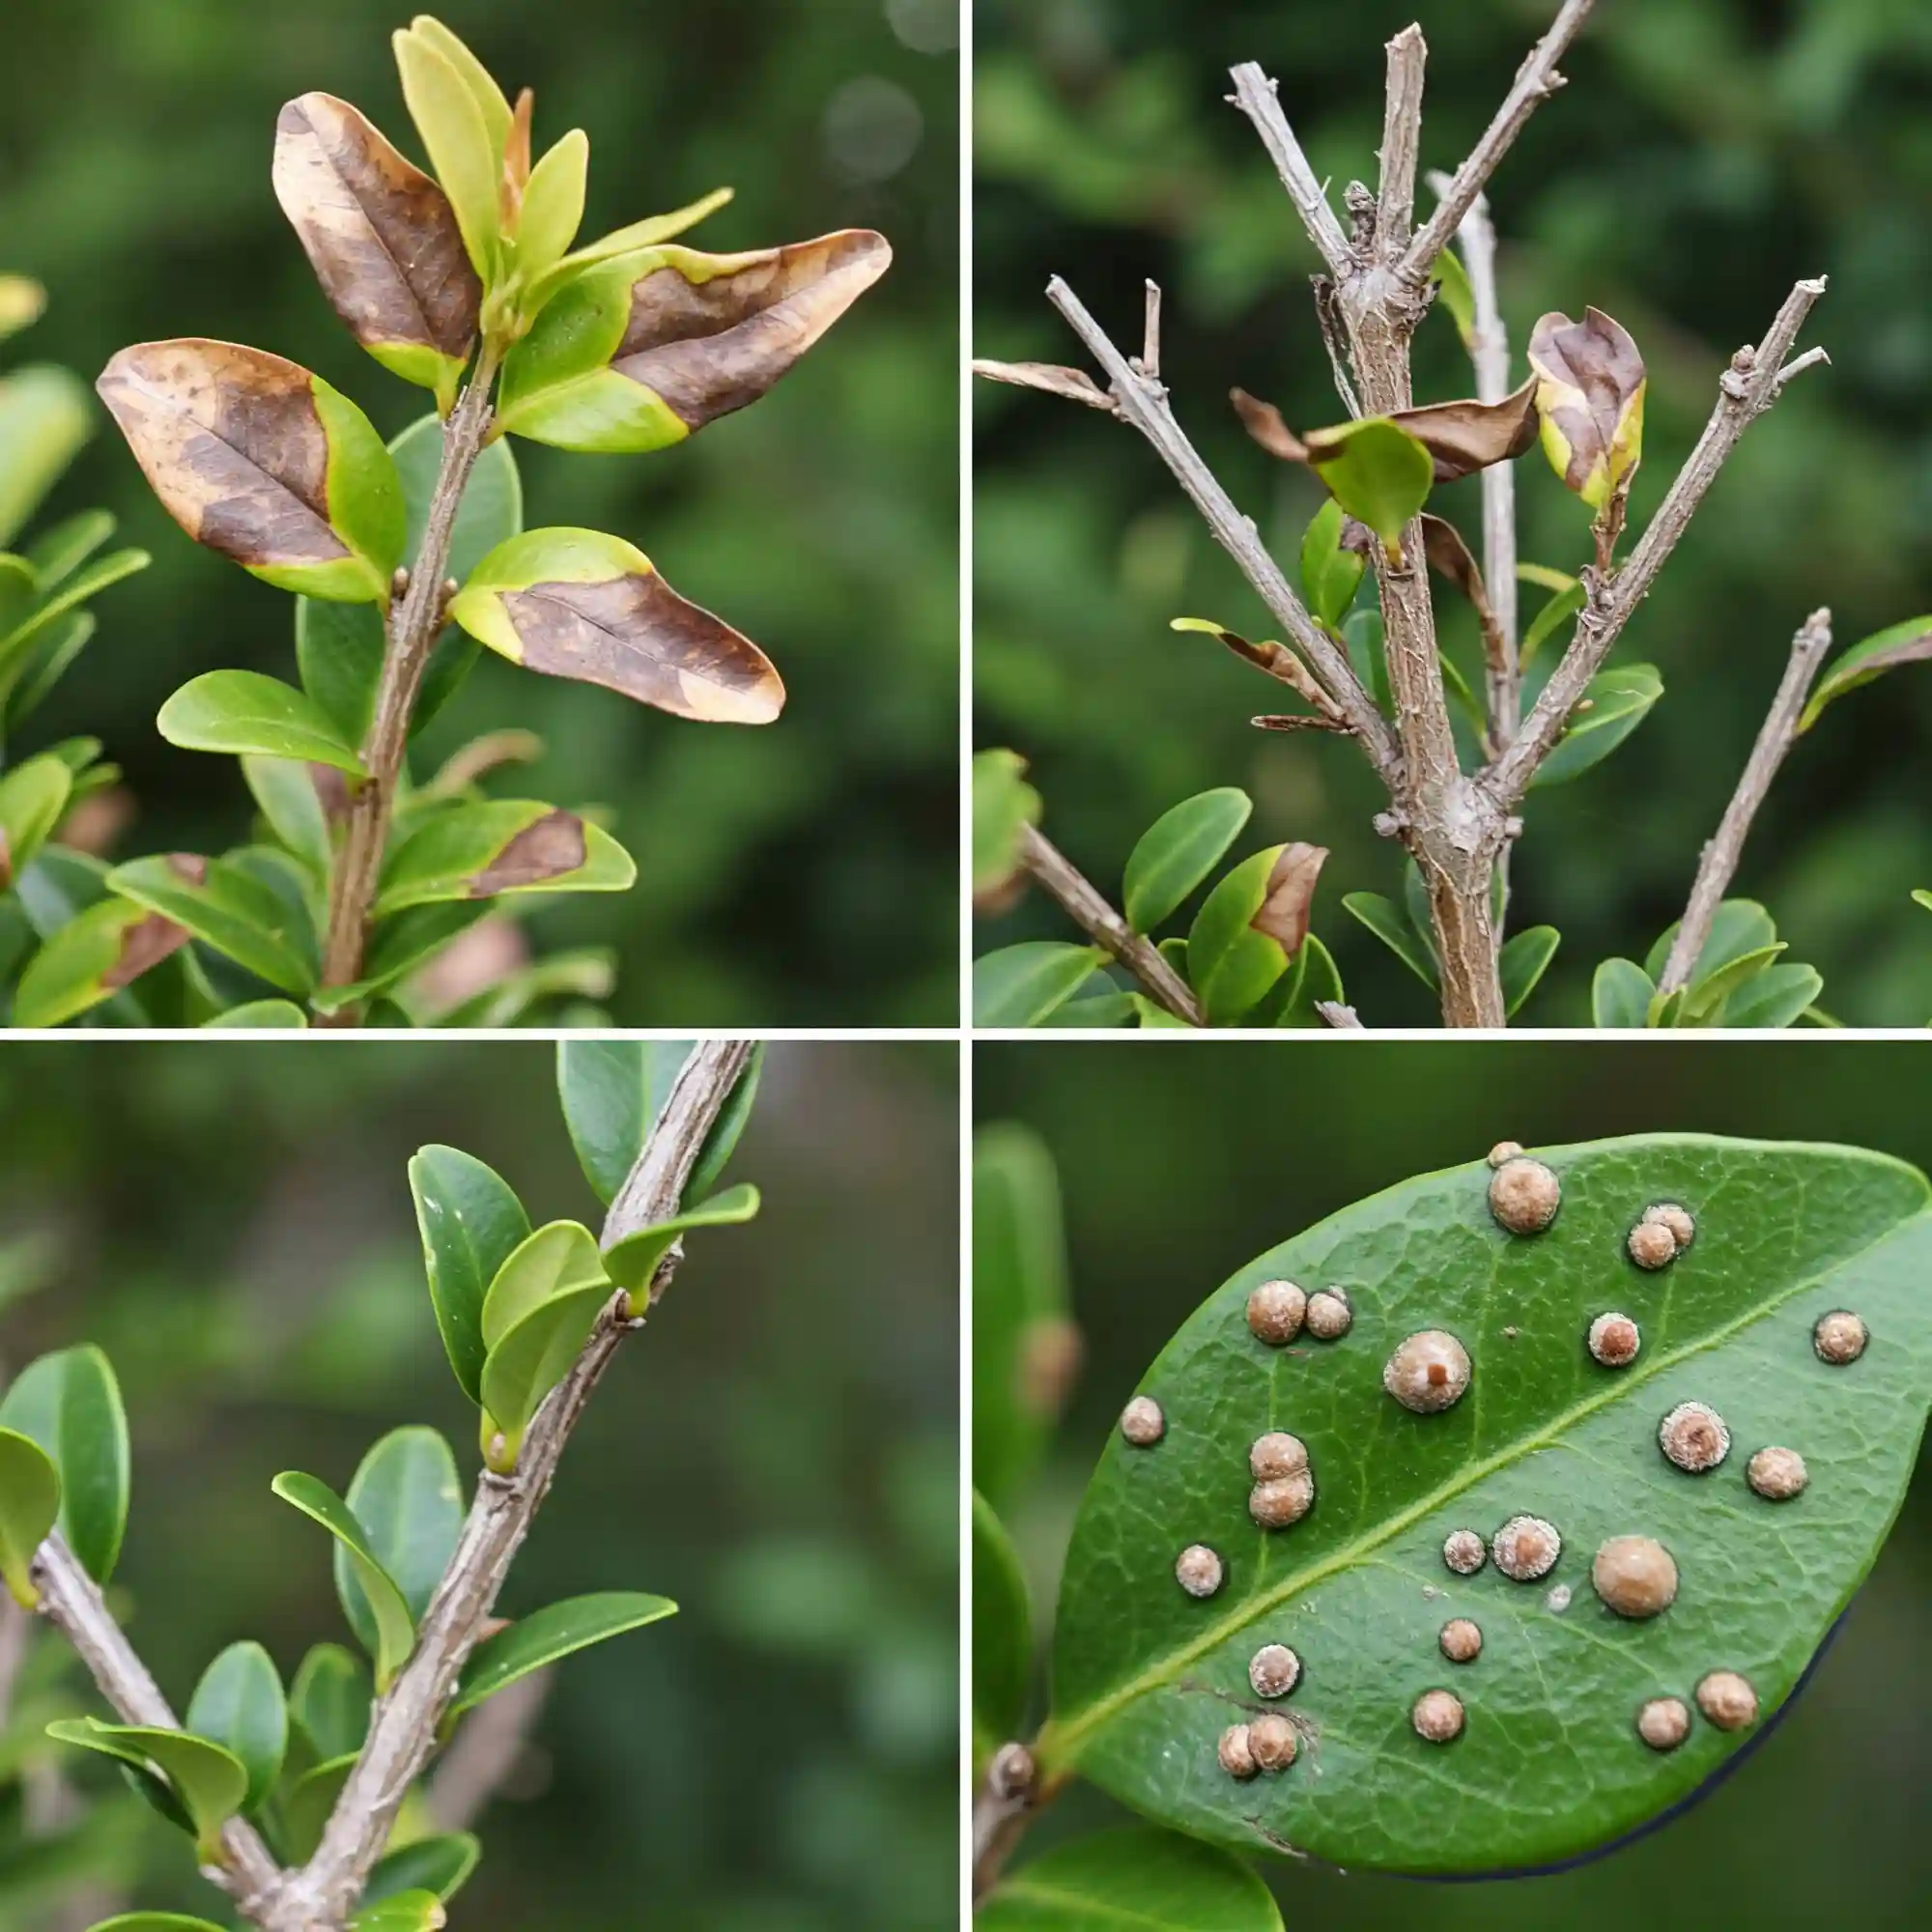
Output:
[1117,1144,1872,1780]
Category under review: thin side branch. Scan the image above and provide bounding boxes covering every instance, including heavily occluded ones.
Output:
[321,346,504,1000]
[1403,0,1598,282]
[1377,25,1428,256]
[31,1533,285,1915]
[1042,276,1400,779]
[285,1039,755,1926]
[1018,824,1203,1025]
[1659,609,1833,994]
[972,1743,1037,1902]
[1490,276,1830,804]
[1226,65,1354,279]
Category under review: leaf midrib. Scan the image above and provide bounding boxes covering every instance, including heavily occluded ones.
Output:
[1038,1206,1925,1771]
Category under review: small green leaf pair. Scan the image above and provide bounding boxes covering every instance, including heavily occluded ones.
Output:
[1345,861,1558,1017]
[0,1344,129,1605]
[1592,898,1825,1029]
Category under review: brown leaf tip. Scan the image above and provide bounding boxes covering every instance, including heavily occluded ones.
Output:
[1250,841,1327,955]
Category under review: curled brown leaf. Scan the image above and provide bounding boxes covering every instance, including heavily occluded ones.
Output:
[1250,841,1328,955]
[1234,378,1537,482]
[1527,307,1646,509]
[972,359,1118,412]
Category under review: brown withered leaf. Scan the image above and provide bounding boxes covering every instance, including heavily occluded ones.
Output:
[501,573,784,724]
[1250,841,1327,954]
[1527,307,1646,507]
[1234,379,1537,482]
[469,808,585,895]
[102,912,192,989]
[273,93,481,363]
[972,358,1118,412]
[1250,714,1350,732]
[615,230,892,433]
[97,341,349,569]
[1420,514,1507,673]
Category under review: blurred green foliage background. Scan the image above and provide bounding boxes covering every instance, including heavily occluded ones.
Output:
[3,0,958,1025]
[975,0,1932,1025]
[977,1038,1931,1927]
[0,1038,957,1930]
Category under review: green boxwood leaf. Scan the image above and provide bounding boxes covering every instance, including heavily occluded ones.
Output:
[1053,990,1136,1028]
[603,1183,761,1298]
[280,1751,358,1864]
[1186,845,1322,1025]
[1499,924,1560,1018]
[46,1719,246,1861]
[973,748,1041,899]
[271,1471,417,1690]
[973,1490,1031,1769]
[1644,900,1776,992]
[185,1641,286,1815]
[1122,789,1253,935]
[1680,944,1787,1023]
[1520,571,1584,665]
[1304,418,1433,556]
[86,1918,230,1931]
[1529,664,1662,788]
[158,671,367,774]
[448,1590,677,1719]
[310,902,495,1015]
[556,1038,694,1205]
[1592,956,1656,1029]
[107,853,316,994]
[514,130,589,283]
[1342,890,1438,992]
[242,756,331,875]
[410,1145,531,1406]
[1040,1134,1932,1875]
[1798,615,1932,732]
[1719,962,1824,1030]
[0,753,72,884]
[477,1222,611,1467]
[289,1643,373,1764]
[335,1429,463,1662]
[0,1345,129,1583]
[0,1427,60,1606]
[366,1833,480,1905]
[1297,498,1366,631]
[979,1827,1282,1931]
[1343,609,1390,713]
[204,999,309,1030]
[298,415,524,749]
[349,1889,447,1931]
[0,365,92,549]
[375,800,634,916]
[11,898,190,1028]
[1431,246,1478,348]
[974,943,1106,1028]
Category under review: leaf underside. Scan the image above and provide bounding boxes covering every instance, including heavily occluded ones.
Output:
[1045,1134,1932,1876]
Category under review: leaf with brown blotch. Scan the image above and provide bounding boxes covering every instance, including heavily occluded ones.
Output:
[497,231,893,453]
[96,341,405,604]
[273,93,481,412]
[1234,380,1536,482]
[1249,841,1327,956]
[973,359,1118,412]
[1528,307,1647,511]
[11,899,192,1029]
[447,526,783,724]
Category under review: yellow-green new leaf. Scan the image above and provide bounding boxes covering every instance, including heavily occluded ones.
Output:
[0,753,72,890]
[0,365,92,548]
[1529,307,1646,511]
[394,27,502,279]
[480,1221,609,1350]
[604,1183,761,1302]
[497,230,890,452]
[0,274,46,341]
[449,527,783,724]
[534,185,734,298]
[97,342,405,603]
[0,1427,59,1607]
[479,1287,608,1472]
[512,130,588,283]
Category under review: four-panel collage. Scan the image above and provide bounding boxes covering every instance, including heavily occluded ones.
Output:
[1,0,1929,1927]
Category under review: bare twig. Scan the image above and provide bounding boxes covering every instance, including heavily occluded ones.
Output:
[426,1668,552,1832]
[1226,65,1354,279]
[321,345,504,1000]
[1378,26,1428,255]
[1017,825,1203,1025]
[1139,278,1163,381]
[283,1039,756,1927]
[30,1533,285,1916]
[1403,0,1598,282]
[1041,277,1398,778]
[972,1743,1037,1903]
[1659,609,1833,995]
[1490,277,1830,805]
[1317,1001,1365,1029]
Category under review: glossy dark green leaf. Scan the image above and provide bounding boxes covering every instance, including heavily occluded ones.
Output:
[336,1428,463,1662]
[365,1833,481,1905]
[974,942,1106,1028]
[1592,956,1656,1029]
[556,1037,695,1205]
[1342,890,1438,992]
[979,1827,1282,1931]
[1042,1134,1932,1874]
[11,897,191,1028]
[46,1719,246,1861]
[1643,901,1780,1023]
[1530,664,1662,788]
[0,1344,129,1583]
[157,672,366,774]
[603,1183,761,1298]
[271,1471,416,1690]
[1122,790,1253,936]
[688,1042,763,1204]
[973,1489,1031,1768]
[1297,498,1365,631]
[449,1590,677,1719]
[1053,990,1136,1029]
[185,1641,286,1814]
[1720,962,1825,1030]
[298,416,524,748]
[0,1427,60,1607]
[241,756,331,877]
[974,1124,1075,1514]
[375,800,634,916]
[107,853,316,994]
[289,1642,373,1763]
[1799,615,1932,731]
[410,1144,531,1406]
[1499,925,1560,1018]
[973,748,1041,898]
